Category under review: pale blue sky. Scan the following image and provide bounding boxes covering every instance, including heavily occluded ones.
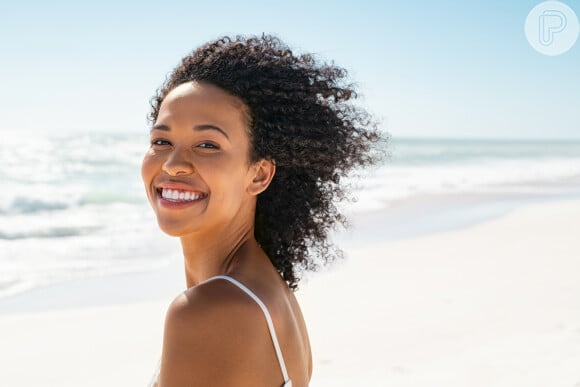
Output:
[0,0,578,139]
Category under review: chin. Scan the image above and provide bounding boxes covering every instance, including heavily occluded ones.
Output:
[160,228,185,237]
[156,219,197,237]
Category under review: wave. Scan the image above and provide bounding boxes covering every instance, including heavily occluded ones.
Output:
[0,197,69,214]
[0,277,35,300]
[77,192,145,206]
[0,193,145,215]
[0,226,101,240]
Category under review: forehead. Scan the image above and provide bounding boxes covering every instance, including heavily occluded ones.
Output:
[159,81,249,124]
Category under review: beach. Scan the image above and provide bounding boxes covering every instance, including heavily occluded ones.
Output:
[2,1,579,384]
[301,197,580,386]
[1,196,579,386]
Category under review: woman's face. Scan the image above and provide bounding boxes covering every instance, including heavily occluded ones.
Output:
[141,81,271,237]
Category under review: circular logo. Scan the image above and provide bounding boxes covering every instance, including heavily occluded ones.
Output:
[525,1,579,56]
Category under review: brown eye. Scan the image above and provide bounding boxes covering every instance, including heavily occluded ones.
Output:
[152,139,171,146]
[198,142,219,149]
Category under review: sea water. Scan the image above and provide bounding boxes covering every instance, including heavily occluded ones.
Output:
[0,130,178,300]
[1,131,579,300]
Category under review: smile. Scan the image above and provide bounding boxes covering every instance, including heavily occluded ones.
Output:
[157,188,208,203]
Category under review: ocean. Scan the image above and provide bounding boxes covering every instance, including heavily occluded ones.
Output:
[1,131,580,301]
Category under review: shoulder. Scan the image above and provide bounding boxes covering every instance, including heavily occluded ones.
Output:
[164,278,264,341]
[158,278,277,386]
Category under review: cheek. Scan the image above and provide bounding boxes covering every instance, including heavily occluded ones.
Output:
[208,167,249,202]
[141,154,151,182]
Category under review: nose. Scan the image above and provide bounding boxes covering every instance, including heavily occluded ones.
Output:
[162,147,195,176]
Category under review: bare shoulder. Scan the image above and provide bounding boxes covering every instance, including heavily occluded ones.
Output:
[158,279,283,387]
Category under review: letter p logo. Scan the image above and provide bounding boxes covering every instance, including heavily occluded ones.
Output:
[525,1,579,56]
[539,10,567,46]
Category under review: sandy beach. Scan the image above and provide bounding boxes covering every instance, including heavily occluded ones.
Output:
[2,1,579,385]
[1,197,579,386]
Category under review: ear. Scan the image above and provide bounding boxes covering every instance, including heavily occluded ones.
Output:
[247,158,276,196]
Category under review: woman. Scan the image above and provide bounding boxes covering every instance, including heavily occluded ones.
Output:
[142,34,382,387]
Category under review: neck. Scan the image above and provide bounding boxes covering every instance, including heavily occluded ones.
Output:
[179,219,258,288]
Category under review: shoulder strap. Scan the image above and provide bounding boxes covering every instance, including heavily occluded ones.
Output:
[203,275,291,385]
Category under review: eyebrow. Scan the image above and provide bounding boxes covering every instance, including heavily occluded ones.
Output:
[150,123,229,139]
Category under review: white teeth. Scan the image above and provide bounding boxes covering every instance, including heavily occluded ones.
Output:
[160,188,205,202]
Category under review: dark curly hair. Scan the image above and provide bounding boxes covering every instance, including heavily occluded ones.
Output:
[148,34,385,290]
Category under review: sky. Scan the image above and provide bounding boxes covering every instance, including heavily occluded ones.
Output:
[0,0,578,139]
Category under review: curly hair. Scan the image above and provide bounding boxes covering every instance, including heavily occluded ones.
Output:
[148,34,385,290]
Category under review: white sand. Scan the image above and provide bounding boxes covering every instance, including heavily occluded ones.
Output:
[1,198,580,386]
[300,198,580,386]
[0,301,169,386]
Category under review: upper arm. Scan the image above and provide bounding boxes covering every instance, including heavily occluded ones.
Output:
[157,285,273,387]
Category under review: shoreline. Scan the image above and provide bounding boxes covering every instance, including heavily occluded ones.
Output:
[341,188,580,246]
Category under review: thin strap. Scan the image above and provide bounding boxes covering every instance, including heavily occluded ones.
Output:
[202,275,291,385]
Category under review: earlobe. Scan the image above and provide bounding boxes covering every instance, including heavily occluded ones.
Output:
[248,159,276,196]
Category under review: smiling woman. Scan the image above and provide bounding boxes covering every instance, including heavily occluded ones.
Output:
[142,81,262,236]
[142,34,383,387]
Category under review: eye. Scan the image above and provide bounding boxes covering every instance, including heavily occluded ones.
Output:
[197,142,220,150]
[151,139,171,146]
